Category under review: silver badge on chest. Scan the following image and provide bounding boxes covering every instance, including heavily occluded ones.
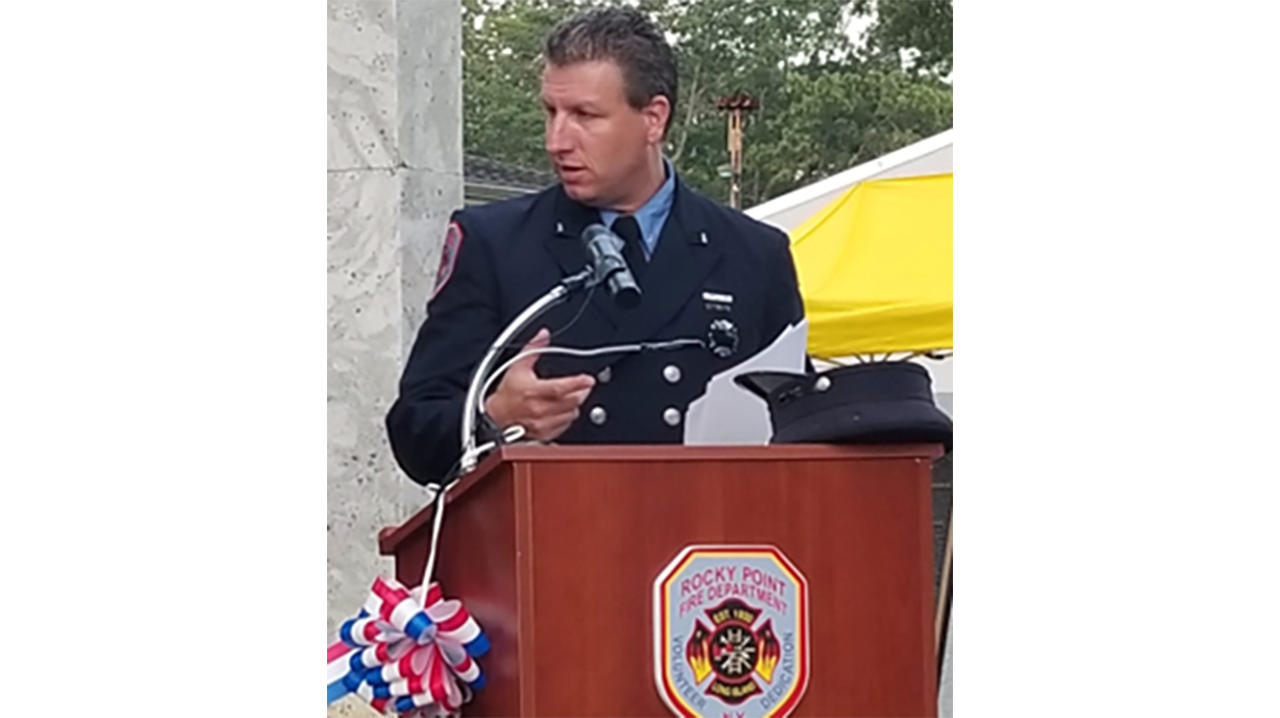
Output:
[707,317,740,359]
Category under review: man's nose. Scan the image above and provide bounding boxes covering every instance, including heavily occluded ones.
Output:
[546,114,573,155]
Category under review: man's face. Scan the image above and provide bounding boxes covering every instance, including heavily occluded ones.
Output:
[541,59,667,208]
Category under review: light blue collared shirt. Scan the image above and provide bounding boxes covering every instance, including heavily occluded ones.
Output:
[599,158,676,260]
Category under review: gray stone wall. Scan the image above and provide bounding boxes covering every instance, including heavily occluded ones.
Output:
[327,1,462,713]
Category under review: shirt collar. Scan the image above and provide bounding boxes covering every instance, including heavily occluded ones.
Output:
[599,158,676,252]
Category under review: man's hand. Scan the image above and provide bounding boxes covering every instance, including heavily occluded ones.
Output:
[484,328,595,441]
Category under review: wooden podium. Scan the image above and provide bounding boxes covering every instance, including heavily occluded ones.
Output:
[379,444,942,717]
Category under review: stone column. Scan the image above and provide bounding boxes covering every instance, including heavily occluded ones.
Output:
[327,3,462,714]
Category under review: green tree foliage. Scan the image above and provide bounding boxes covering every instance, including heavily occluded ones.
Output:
[462,0,952,207]
[854,0,953,77]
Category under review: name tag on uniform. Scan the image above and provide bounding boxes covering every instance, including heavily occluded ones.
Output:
[702,291,734,313]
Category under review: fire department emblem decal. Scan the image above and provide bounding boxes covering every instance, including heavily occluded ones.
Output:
[653,546,809,718]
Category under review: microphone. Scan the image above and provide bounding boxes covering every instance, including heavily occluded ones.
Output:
[580,223,642,309]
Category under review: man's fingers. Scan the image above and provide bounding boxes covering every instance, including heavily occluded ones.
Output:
[526,389,591,419]
[533,374,596,399]
[527,408,580,441]
[526,327,551,348]
[511,328,551,373]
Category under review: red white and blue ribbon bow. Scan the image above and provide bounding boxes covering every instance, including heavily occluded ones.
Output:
[327,577,489,715]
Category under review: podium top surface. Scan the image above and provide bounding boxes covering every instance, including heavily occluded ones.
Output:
[379,443,943,555]
[481,443,940,463]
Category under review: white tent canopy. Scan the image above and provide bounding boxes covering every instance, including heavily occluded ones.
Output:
[745,130,954,413]
[746,129,953,232]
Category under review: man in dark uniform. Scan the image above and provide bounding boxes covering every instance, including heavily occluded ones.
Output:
[386,6,806,486]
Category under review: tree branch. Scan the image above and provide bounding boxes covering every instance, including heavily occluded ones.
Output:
[670,62,701,164]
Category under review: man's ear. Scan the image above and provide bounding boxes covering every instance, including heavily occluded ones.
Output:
[642,95,671,145]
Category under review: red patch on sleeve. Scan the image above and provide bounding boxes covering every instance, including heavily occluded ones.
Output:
[430,221,464,301]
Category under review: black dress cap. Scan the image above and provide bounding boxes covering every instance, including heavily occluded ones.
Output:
[735,361,952,451]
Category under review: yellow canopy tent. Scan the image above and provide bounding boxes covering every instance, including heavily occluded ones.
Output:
[787,173,953,359]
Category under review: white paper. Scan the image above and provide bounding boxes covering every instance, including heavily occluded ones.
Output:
[683,319,809,445]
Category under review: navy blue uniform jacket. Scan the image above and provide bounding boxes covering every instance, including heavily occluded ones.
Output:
[386,177,805,485]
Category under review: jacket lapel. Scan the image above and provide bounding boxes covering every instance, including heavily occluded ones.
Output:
[544,186,622,329]
[604,179,722,348]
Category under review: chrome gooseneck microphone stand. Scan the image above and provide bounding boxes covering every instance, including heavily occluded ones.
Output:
[456,266,597,478]
[417,265,592,581]
[419,264,595,591]
[422,240,695,585]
